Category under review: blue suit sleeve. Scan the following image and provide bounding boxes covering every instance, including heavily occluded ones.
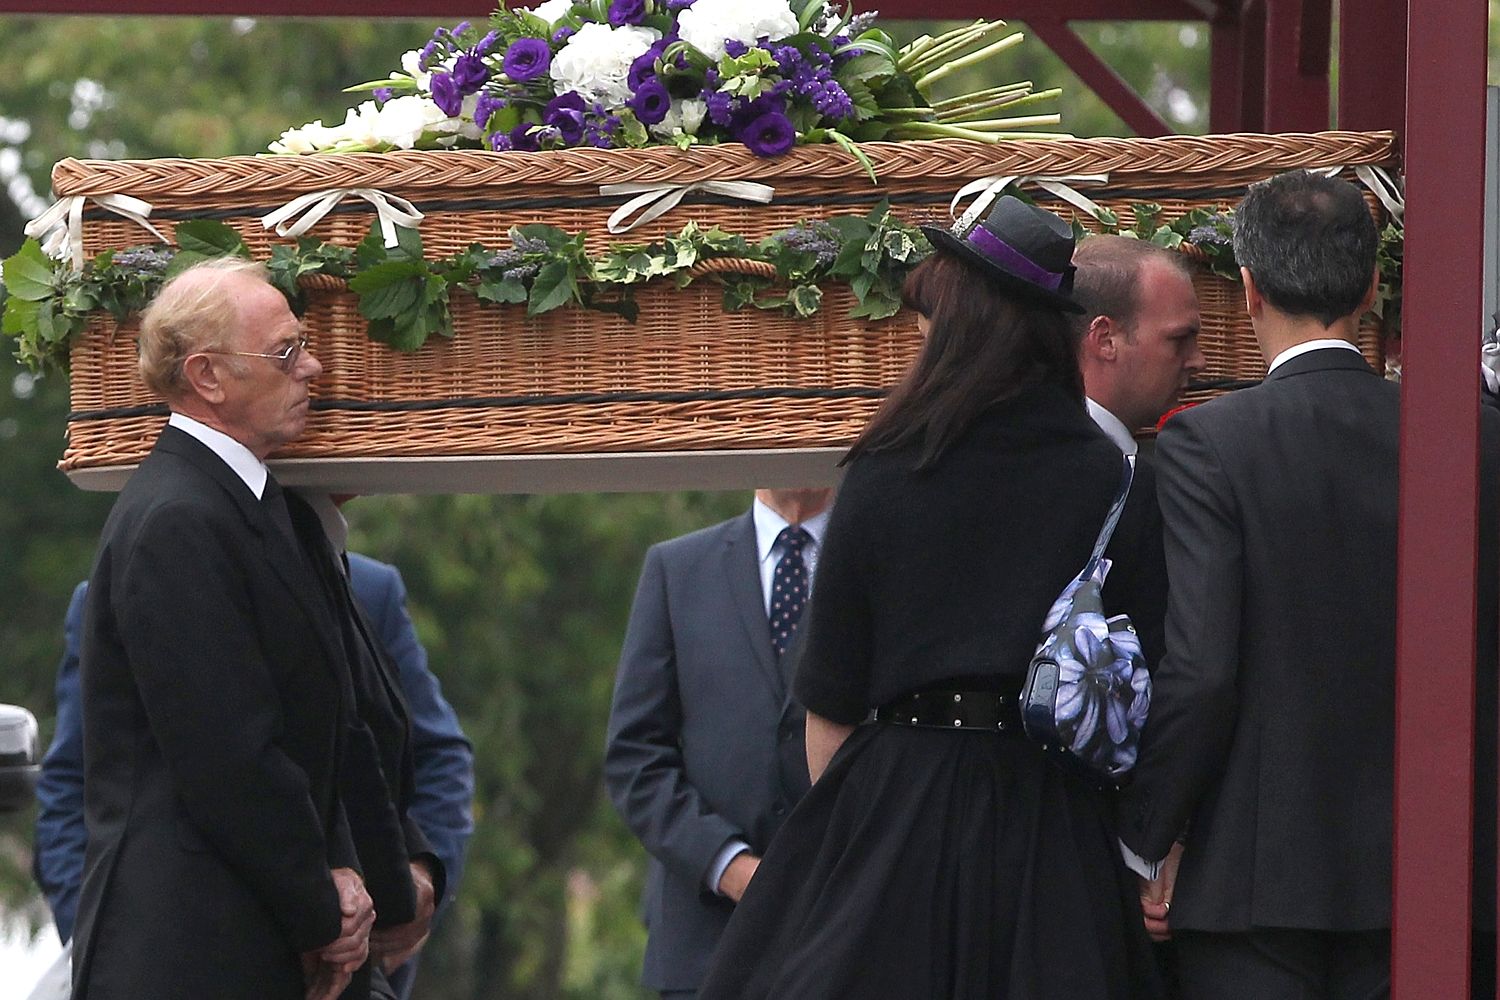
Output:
[33,582,90,943]
[350,556,475,914]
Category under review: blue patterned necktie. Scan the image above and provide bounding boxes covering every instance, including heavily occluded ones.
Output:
[769,525,811,657]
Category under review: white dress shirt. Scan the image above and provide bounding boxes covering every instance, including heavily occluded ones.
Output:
[168,412,268,498]
[1086,397,1138,456]
[707,499,832,895]
[1266,338,1362,375]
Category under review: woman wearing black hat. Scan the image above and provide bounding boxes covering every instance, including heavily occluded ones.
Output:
[698,197,1166,1000]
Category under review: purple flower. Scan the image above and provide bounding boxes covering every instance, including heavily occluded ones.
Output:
[723,39,749,58]
[503,38,552,83]
[475,30,501,57]
[429,72,464,117]
[666,0,695,7]
[475,94,507,129]
[545,107,586,145]
[552,26,575,44]
[509,122,542,152]
[628,40,668,90]
[739,110,796,157]
[418,40,443,71]
[452,52,491,93]
[373,87,393,104]
[608,0,648,26]
[546,91,587,116]
[628,78,671,125]
[489,132,514,151]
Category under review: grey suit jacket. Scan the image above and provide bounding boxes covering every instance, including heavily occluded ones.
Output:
[1120,347,1500,933]
[604,510,810,991]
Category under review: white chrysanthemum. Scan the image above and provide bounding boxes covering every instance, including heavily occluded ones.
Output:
[528,0,575,25]
[550,22,660,108]
[650,98,708,139]
[375,95,456,148]
[676,0,799,60]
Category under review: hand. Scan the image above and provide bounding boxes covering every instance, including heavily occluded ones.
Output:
[718,852,760,903]
[319,867,375,973]
[1138,841,1183,943]
[300,951,351,1000]
[372,859,437,974]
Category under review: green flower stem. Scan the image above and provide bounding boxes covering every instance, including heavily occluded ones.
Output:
[876,107,940,120]
[888,121,1067,142]
[899,20,1007,74]
[935,113,1062,131]
[930,84,1032,111]
[936,89,1064,122]
[897,33,937,64]
[896,20,983,70]
[914,32,1025,91]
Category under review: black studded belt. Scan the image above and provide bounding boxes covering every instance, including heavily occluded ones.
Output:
[872,686,1024,732]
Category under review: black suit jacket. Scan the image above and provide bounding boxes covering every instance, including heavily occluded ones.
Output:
[73,426,359,999]
[604,511,811,991]
[1120,347,1500,933]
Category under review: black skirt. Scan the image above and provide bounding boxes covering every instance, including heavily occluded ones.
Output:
[699,721,1164,1000]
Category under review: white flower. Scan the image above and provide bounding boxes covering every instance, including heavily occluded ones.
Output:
[527,0,575,25]
[269,121,336,154]
[676,0,799,61]
[650,98,708,139]
[399,49,432,91]
[550,22,660,108]
[375,95,455,148]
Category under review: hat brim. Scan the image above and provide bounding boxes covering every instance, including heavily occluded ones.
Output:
[921,226,1085,315]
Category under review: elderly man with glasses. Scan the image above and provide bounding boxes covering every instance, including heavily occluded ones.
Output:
[70,258,413,1000]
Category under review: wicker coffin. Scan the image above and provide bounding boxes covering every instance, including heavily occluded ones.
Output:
[54,130,1399,489]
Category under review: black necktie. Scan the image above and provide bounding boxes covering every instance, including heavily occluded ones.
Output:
[260,474,300,552]
[769,526,811,657]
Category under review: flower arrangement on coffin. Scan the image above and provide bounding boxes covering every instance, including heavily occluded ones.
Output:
[268,0,1065,173]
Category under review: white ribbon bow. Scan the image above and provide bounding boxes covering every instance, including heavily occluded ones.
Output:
[260,187,424,248]
[949,174,1111,232]
[601,180,776,235]
[1310,164,1405,227]
[24,194,168,271]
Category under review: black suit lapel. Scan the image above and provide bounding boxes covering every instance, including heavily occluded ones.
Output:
[722,512,783,699]
[157,427,349,690]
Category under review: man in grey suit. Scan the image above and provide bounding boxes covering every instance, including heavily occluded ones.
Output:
[1120,169,1500,997]
[605,488,833,999]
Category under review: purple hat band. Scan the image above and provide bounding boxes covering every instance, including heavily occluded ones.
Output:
[964,225,1065,291]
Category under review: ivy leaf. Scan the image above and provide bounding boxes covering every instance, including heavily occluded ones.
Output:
[350,261,425,319]
[528,260,578,315]
[787,284,823,317]
[476,275,528,305]
[174,220,249,259]
[1,295,40,337]
[2,240,59,302]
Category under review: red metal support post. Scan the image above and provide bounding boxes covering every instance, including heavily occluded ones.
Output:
[1262,0,1330,130]
[1028,17,1174,137]
[1392,0,1488,996]
[1337,0,1407,132]
[1208,6,1247,133]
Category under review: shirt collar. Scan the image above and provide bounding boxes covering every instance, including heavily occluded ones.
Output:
[1266,338,1362,375]
[299,491,348,554]
[753,497,831,564]
[1085,397,1138,456]
[168,412,268,498]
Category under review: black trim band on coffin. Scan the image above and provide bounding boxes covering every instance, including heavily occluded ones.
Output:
[78,185,1254,227]
[66,384,895,423]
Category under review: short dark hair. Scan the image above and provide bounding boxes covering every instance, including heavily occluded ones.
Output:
[848,249,1081,470]
[1070,235,1192,340]
[1232,169,1378,327]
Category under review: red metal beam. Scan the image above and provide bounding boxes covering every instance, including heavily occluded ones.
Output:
[1337,0,1406,132]
[1030,17,1173,137]
[1208,7,1246,132]
[1392,0,1488,995]
[1239,0,1269,130]
[1262,0,1329,129]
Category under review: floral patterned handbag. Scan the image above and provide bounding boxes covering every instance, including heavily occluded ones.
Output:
[1021,455,1151,786]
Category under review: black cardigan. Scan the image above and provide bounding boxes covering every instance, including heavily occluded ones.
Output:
[793,381,1168,725]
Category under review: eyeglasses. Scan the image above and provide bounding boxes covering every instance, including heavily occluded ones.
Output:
[206,333,309,374]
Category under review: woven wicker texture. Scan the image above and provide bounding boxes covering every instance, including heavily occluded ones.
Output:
[58,132,1400,473]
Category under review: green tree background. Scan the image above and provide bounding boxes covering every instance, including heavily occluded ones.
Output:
[0,5,1457,996]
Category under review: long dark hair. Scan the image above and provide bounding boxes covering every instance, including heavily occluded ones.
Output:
[845,250,1082,469]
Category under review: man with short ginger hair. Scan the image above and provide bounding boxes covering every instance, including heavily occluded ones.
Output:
[73,259,380,1000]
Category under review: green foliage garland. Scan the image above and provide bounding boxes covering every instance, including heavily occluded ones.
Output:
[1,202,931,372]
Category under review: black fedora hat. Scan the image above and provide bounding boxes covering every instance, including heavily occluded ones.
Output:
[921,196,1084,314]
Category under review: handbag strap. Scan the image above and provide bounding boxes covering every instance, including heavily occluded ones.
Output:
[1080,454,1136,579]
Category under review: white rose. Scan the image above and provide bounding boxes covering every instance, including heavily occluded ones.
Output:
[527,0,575,25]
[676,0,798,60]
[550,22,660,109]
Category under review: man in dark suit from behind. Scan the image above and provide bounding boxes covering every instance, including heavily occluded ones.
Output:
[605,488,833,999]
[73,258,385,1000]
[1119,169,1500,998]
